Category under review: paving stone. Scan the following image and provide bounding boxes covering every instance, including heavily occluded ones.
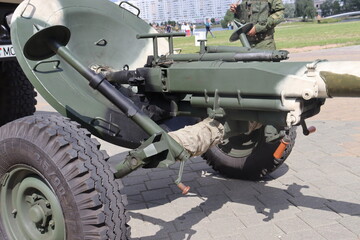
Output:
[256,190,295,207]
[252,180,288,193]
[269,164,296,179]
[296,207,341,227]
[169,229,213,240]
[241,222,284,240]
[147,169,176,180]
[173,212,210,231]
[239,211,277,227]
[274,217,312,234]
[307,178,337,190]
[325,198,360,217]
[315,223,357,240]
[221,234,247,240]
[141,188,174,201]
[226,196,265,217]
[317,162,350,175]
[224,185,260,201]
[196,184,228,197]
[294,168,327,182]
[122,183,147,196]
[128,215,173,239]
[206,216,245,238]
[317,185,358,201]
[324,171,360,186]
[123,174,150,186]
[145,177,173,190]
[202,201,237,220]
[288,194,330,210]
[281,229,327,240]
[338,215,360,237]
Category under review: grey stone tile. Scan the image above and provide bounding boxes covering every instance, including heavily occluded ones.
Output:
[206,216,245,239]
[296,207,341,227]
[281,229,326,240]
[288,194,331,210]
[339,215,360,236]
[242,223,284,240]
[325,199,360,217]
[123,183,147,196]
[145,177,173,190]
[274,217,312,234]
[316,223,357,240]
[256,190,295,207]
[141,188,174,201]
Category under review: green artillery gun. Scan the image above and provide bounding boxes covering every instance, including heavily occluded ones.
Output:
[0,0,359,239]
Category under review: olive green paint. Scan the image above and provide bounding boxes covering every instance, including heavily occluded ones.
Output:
[320,71,360,97]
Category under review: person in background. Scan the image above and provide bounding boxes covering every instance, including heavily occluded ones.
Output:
[230,0,284,50]
[191,23,196,35]
[184,23,191,36]
[166,24,172,33]
[205,18,215,38]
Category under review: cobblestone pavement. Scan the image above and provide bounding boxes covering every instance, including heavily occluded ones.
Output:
[35,46,360,240]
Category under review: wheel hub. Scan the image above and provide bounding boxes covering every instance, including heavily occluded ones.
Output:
[0,165,65,239]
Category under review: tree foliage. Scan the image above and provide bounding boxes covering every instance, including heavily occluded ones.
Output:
[343,0,360,12]
[284,3,296,18]
[321,0,342,16]
[321,0,360,17]
[295,0,317,21]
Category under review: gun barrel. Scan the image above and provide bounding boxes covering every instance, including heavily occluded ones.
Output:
[316,62,360,97]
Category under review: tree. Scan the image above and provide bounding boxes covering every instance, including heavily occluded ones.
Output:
[284,3,296,18]
[320,0,334,16]
[295,0,317,21]
[343,0,360,12]
[332,0,341,14]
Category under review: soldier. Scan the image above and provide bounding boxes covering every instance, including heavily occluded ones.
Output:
[230,0,285,50]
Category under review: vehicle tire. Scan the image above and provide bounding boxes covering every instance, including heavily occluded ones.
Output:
[0,60,37,126]
[203,126,297,180]
[0,114,129,240]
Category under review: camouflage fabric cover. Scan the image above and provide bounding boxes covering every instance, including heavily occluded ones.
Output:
[168,118,224,157]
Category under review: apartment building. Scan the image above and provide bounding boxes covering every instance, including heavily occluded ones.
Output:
[124,0,234,23]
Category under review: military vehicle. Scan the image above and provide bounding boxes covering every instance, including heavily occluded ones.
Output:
[0,0,36,126]
[0,0,359,239]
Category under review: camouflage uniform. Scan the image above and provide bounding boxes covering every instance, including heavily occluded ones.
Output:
[234,0,284,50]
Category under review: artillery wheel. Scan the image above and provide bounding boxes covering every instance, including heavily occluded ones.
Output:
[0,60,37,126]
[0,114,129,240]
[203,127,297,180]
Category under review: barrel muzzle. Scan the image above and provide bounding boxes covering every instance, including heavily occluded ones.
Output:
[314,61,360,97]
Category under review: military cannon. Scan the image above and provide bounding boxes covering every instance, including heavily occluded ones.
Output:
[0,0,360,239]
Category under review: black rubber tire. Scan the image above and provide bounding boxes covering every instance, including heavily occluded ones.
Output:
[0,60,37,126]
[203,127,297,180]
[0,114,129,240]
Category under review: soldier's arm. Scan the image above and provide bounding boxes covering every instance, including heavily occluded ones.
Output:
[255,0,285,33]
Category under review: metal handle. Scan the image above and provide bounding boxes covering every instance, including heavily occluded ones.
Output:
[33,60,61,73]
[119,1,140,17]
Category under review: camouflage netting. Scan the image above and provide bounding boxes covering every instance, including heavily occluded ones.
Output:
[168,118,224,156]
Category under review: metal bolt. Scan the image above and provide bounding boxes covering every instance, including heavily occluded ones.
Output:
[45,201,51,208]
[49,220,55,229]
[11,209,17,217]
[32,193,39,200]
[130,158,138,166]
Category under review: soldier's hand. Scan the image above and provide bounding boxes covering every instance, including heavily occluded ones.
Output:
[247,26,256,37]
[230,4,238,13]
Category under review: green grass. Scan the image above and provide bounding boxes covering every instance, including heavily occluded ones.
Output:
[174,21,360,54]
